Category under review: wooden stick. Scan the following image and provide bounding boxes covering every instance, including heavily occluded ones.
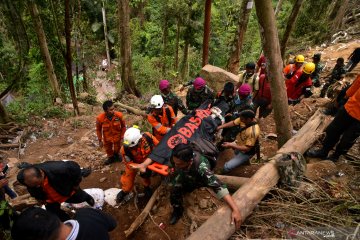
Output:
[0,143,21,149]
[124,185,162,238]
[115,102,147,117]
[187,109,332,240]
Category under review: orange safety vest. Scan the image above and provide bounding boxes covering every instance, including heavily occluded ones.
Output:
[147,105,176,140]
[96,112,126,143]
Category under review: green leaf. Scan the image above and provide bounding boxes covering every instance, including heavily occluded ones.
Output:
[91,22,103,32]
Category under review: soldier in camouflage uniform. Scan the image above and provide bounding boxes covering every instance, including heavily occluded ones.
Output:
[169,143,241,228]
[159,80,188,116]
[186,77,214,110]
[320,57,347,98]
[311,53,324,87]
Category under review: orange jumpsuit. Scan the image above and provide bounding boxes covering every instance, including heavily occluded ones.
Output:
[147,105,176,141]
[120,132,159,192]
[96,112,126,158]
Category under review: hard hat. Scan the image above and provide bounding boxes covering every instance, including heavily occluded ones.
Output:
[150,95,164,109]
[193,77,206,90]
[159,80,170,91]
[295,55,305,63]
[303,62,316,74]
[238,83,252,96]
[123,127,142,147]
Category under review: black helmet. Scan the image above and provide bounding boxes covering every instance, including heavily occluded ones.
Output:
[245,62,256,70]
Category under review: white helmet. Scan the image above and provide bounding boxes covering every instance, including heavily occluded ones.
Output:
[150,95,164,109]
[123,127,142,147]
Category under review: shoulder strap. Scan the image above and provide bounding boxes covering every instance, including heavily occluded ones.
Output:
[165,106,172,125]
[237,121,258,133]
[143,133,154,150]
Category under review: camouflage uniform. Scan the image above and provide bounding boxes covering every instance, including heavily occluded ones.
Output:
[311,62,324,87]
[161,92,188,116]
[276,152,306,189]
[320,64,346,98]
[233,94,254,115]
[186,86,215,110]
[170,154,229,208]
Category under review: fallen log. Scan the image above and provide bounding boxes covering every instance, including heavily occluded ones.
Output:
[124,185,162,238]
[215,175,249,190]
[187,109,332,240]
[10,194,38,211]
[0,143,22,149]
[115,102,147,117]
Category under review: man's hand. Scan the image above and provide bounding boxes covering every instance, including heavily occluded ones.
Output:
[222,142,236,149]
[0,178,8,188]
[98,140,104,148]
[129,163,147,173]
[231,209,242,229]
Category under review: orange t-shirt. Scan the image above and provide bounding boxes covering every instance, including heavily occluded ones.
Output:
[345,75,360,121]
[42,176,74,203]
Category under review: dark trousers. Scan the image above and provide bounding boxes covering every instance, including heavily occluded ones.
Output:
[170,184,197,208]
[322,107,360,156]
[45,188,93,221]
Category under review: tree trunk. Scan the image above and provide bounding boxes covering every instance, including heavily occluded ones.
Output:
[180,40,189,81]
[330,0,349,32]
[0,102,10,124]
[65,0,80,115]
[226,0,253,74]
[187,109,332,240]
[102,0,111,68]
[202,0,212,67]
[118,0,141,97]
[174,17,180,71]
[255,0,292,148]
[274,0,283,17]
[162,15,169,75]
[27,0,61,98]
[280,0,304,60]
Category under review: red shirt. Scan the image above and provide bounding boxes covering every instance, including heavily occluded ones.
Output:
[257,55,267,75]
[255,74,271,101]
[286,72,312,100]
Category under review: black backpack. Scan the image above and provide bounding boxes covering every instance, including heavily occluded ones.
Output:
[191,137,219,170]
[124,133,154,160]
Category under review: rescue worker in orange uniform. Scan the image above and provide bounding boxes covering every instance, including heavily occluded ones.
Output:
[307,74,360,161]
[147,95,177,141]
[283,54,305,79]
[96,100,126,165]
[116,127,159,203]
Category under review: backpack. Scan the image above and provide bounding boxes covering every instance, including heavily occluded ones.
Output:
[276,152,306,189]
[191,137,219,170]
[124,133,154,161]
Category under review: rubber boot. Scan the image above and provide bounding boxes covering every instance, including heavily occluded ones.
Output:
[116,190,129,203]
[104,156,115,165]
[170,206,183,225]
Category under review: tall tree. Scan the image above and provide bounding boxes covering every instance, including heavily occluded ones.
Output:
[330,0,349,33]
[118,0,141,97]
[65,0,80,115]
[254,0,292,148]
[202,0,211,67]
[102,0,111,68]
[226,0,253,74]
[280,0,304,60]
[27,0,61,98]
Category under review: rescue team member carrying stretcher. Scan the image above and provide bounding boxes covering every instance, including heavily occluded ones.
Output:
[147,95,177,141]
[116,127,159,203]
[96,100,126,165]
[169,143,241,227]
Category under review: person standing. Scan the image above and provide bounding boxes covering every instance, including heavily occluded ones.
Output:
[147,95,176,141]
[186,77,215,110]
[159,79,188,116]
[96,100,126,165]
[116,127,159,202]
[236,62,259,96]
[283,54,305,80]
[311,53,324,87]
[17,161,95,221]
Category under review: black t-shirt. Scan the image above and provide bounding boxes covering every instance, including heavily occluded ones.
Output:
[74,208,117,240]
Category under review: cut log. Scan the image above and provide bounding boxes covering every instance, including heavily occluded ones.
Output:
[215,175,249,190]
[187,109,332,240]
[124,185,162,237]
[115,102,147,117]
[199,65,239,92]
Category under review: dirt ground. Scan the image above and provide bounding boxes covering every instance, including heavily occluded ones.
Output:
[3,40,360,240]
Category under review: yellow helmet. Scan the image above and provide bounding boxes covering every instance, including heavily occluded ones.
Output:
[303,62,316,74]
[295,54,305,63]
